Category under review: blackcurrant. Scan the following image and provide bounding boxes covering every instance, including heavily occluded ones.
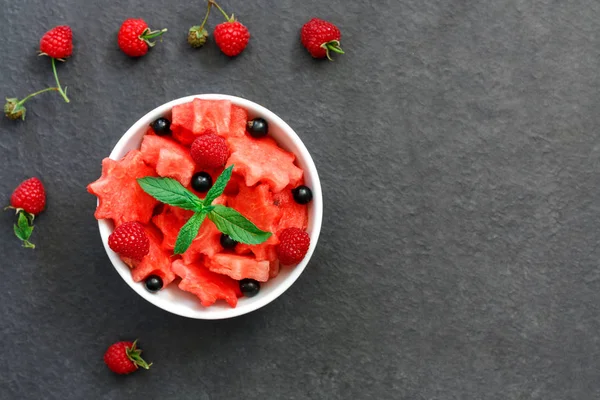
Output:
[292,185,313,204]
[239,279,260,297]
[145,275,163,293]
[150,117,172,136]
[191,172,213,193]
[247,118,268,138]
[220,234,238,249]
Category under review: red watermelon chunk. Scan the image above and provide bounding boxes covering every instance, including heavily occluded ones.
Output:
[152,205,194,251]
[171,101,195,145]
[87,150,158,225]
[156,148,195,186]
[140,135,195,185]
[206,253,270,282]
[172,259,241,307]
[228,105,248,138]
[128,226,176,287]
[172,99,233,145]
[228,183,281,261]
[273,188,309,231]
[193,98,232,138]
[269,259,280,279]
[227,135,303,192]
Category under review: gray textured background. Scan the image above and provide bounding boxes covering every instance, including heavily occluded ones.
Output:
[1,0,600,399]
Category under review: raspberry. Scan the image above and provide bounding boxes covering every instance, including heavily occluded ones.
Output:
[10,177,46,215]
[277,228,310,265]
[40,26,73,59]
[190,133,229,169]
[214,21,250,57]
[117,19,167,57]
[108,221,150,261]
[300,18,344,60]
[104,340,151,375]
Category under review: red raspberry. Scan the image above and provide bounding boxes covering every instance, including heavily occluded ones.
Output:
[108,222,150,261]
[117,19,167,57]
[277,228,310,265]
[10,177,46,215]
[300,18,344,60]
[40,26,73,59]
[104,340,151,375]
[213,21,250,57]
[190,133,229,168]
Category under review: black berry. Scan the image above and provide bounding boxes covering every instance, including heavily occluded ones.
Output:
[247,118,268,138]
[150,117,172,136]
[220,234,238,249]
[145,275,163,293]
[292,185,313,204]
[191,172,212,193]
[239,279,260,297]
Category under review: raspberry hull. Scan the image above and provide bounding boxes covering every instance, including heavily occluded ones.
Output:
[88,99,310,308]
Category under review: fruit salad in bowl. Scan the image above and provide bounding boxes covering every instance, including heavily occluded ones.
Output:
[87,94,322,319]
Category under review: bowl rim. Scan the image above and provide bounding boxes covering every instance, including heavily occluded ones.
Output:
[97,94,323,319]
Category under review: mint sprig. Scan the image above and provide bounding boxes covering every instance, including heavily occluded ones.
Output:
[137,177,203,211]
[208,205,272,245]
[137,165,271,254]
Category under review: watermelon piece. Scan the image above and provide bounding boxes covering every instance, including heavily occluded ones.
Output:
[171,101,195,145]
[140,135,195,186]
[206,253,270,282]
[87,150,159,225]
[227,135,303,193]
[228,105,248,138]
[181,195,227,264]
[156,148,195,186]
[273,188,309,230]
[193,98,232,138]
[128,225,176,287]
[228,183,281,261]
[171,99,233,145]
[223,172,246,197]
[152,205,194,251]
[269,259,280,279]
[172,259,241,307]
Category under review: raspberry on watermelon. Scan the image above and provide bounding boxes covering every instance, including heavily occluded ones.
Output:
[227,135,303,193]
[171,99,233,145]
[206,253,271,282]
[140,135,195,186]
[172,259,241,307]
[87,150,159,225]
[273,187,309,231]
[126,225,176,287]
[228,183,281,261]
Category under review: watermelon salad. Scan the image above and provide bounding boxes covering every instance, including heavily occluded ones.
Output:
[87,99,312,308]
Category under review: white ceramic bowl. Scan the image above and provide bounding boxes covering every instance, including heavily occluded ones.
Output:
[97,94,323,320]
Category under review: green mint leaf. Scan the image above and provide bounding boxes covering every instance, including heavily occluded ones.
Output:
[138,177,203,211]
[203,165,233,206]
[207,204,271,245]
[174,212,206,254]
[13,211,34,248]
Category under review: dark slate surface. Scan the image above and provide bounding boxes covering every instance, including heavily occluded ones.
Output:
[1,0,600,398]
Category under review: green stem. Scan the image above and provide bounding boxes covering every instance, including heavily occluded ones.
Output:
[199,2,211,29]
[51,58,70,103]
[209,0,233,22]
[141,29,168,41]
[16,87,59,106]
